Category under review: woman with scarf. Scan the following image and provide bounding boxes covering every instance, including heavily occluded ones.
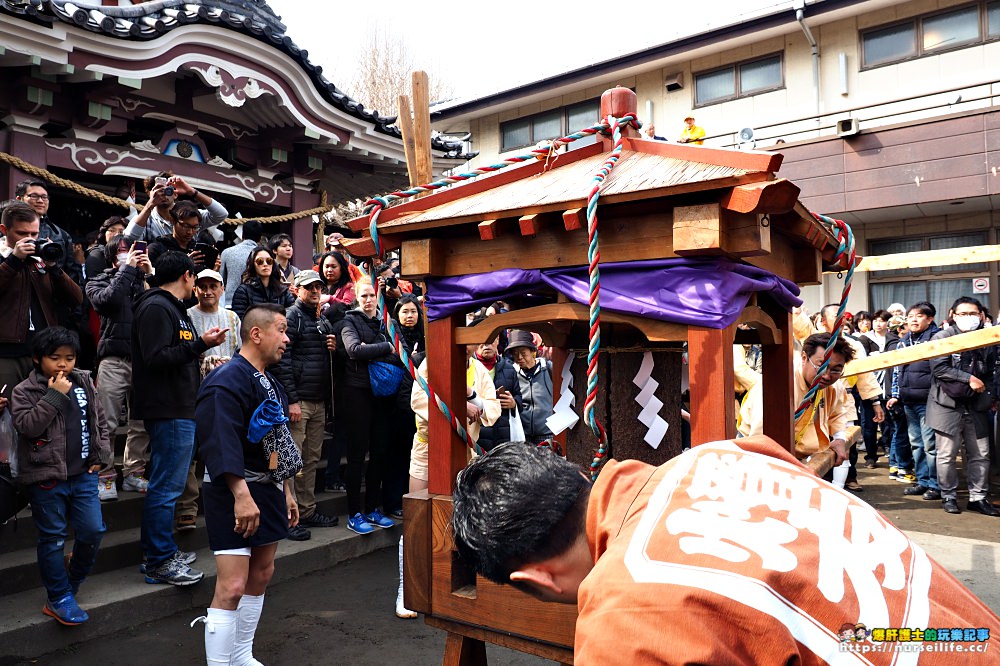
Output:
[230,246,295,320]
[317,251,356,310]
[383,295,424,519]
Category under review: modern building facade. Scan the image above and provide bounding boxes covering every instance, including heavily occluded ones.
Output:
[433,0,1000,318]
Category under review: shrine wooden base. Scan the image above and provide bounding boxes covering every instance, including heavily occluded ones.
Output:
[403,491,576,665]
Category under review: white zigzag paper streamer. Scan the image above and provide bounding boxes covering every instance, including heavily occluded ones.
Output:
[545,355,579,435]
[632,352,668,449]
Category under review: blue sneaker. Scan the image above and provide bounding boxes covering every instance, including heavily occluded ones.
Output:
[44,593,89,626]
[346,513,375,535]
[366,509,396,529]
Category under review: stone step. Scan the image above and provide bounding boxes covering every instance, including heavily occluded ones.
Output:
[0,516,401,662]
[0,490,352,597]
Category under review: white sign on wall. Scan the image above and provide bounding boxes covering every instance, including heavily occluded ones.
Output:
[973,277,990,294]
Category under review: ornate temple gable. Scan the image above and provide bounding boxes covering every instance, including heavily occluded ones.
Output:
[0,0,472,161]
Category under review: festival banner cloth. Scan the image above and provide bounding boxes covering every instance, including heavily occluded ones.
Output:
[424,258,802,329]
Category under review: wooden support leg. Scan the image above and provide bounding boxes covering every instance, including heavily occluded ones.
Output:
[443,632,487,666]
[688,325,736,445]
[427,314,470,496]
[760,296,795,454]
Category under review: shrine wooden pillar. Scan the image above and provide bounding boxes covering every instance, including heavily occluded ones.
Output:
[688,324,736,444]
[426,314,469,496]
[760,295,795,453]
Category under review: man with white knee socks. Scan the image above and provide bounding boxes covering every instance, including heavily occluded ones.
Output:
[192,303,301,664]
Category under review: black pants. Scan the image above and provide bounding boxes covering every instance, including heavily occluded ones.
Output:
[383,404,416,514]
[342,387,391,516]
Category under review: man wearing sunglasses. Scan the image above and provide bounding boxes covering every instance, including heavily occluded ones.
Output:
[740,332,855,468]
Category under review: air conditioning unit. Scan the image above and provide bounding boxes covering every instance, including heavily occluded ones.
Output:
[664,72,684,92]
[837,117,860,137]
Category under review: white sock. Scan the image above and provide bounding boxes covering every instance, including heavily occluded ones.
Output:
[200,607,238,666]
[396,536,415,618]
[233,594,265,666]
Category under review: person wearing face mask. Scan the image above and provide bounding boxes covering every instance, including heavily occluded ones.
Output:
[926,296,1000,516]
[85,235,154,500]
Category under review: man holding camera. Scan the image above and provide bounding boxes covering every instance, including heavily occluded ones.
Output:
[147,201,218,275]
[0,202,83,399]
[15,180,78,283]
[124,171,228,244]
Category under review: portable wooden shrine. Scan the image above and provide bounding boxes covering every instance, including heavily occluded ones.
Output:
[343,87,850,665]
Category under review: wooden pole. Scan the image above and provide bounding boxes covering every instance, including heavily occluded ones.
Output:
[827,245,1000,273]
[760,296,795,454]
[397,94,419,187]
[841,325,1000,378]
[411,71,434,191]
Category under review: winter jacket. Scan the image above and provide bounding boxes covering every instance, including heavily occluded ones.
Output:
[131,288,210,420]
[393,325,424,413]
[273,299,333,404]
[892,323,941,405]
[230,278,295,320]
[858,330,899,399]
[11,369,111,485]
[476,357,521,450]
[926,325,1000,437]
[85,265,147,360]
[515,358,554,443]
[0,252,83,346]
[339,309,394,390]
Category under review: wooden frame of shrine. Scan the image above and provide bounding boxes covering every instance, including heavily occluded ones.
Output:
[344,87,851,665]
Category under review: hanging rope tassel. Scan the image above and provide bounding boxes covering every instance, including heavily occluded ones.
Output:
[793,215,857,422]
[585,115,632,480]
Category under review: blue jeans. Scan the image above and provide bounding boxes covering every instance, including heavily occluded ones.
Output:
[27,473,106,601]
[889,409,913,471]
[903,403,937,490]
[142,419,195,568]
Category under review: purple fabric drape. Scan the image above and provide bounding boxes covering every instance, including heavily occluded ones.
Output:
[424,258,801,329]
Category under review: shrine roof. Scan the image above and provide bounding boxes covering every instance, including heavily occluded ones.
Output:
[0,0,471,160]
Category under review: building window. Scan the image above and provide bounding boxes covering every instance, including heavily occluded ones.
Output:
[694,54,783,107]
[862,2,993,69]
[500,99,600,152]
[868,232,990,317]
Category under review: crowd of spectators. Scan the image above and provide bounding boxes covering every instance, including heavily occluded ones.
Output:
[3,175,997,641]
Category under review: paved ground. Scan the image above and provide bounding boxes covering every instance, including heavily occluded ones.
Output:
[17,459,1000,666]
[20,547,546,666]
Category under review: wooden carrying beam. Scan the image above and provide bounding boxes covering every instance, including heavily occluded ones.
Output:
[833,245,1000,274]
[841,326,1000,378]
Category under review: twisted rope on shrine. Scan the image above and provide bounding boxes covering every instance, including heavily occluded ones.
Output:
[362,114,641,459]
[585,117,629,480]
[0,150,330,225]
[793,214,857,423]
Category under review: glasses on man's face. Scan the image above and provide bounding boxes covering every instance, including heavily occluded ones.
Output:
[177,223,200,231]
[25,194,49,201]
[255,257,274,266]
[806,357,844,377]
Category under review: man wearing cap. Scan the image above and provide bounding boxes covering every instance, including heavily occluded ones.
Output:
[178,269,243,530]
[678,116,705,145]
[505,329,555,446]
[273,270,339,536]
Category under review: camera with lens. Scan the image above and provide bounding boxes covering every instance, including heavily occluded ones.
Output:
[385,276,399,290]
[37,239,64,263]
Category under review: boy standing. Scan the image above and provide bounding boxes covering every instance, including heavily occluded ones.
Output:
[11,327,111,625]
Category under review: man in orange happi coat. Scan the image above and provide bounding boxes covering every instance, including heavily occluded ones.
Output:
[452,437,999,664]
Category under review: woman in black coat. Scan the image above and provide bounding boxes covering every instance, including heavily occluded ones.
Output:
[230,246,294,320]
[338,279,399,534]
[382,295,424,517]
